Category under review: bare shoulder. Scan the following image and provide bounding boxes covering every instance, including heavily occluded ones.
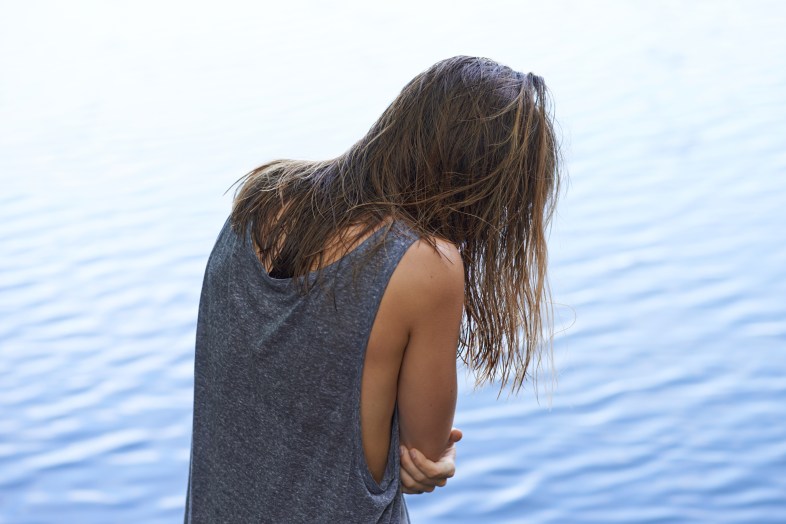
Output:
[406,237,463,284]
[390,236,465,317]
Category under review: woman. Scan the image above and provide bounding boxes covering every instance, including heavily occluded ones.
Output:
[184,55,562,523]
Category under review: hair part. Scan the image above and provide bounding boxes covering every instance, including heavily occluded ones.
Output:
[228,55,564,397]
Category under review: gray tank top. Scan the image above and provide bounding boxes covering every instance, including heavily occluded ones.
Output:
[184,216,419,523]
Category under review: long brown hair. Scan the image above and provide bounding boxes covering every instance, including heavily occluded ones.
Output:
[229,56,564,396]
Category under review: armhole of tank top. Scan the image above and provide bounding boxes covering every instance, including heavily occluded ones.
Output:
[351,224,419,496]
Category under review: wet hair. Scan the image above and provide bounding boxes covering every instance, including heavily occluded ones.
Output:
[229,55,564,395]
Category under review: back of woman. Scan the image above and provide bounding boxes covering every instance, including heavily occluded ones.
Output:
[184,55,562,523]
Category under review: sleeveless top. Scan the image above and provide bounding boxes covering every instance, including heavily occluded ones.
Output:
[184,216,419,523]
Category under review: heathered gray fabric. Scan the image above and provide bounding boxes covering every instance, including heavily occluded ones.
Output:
[184,216,419,523]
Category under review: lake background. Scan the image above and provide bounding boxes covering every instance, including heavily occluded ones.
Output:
[1,1,785,522]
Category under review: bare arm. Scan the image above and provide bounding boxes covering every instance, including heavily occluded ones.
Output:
[395,238,464,462]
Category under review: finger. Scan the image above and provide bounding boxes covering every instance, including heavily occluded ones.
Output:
[449,428,463,443]
[401,485,427,495]
[400,449,447,488]
[399,446,431,484]
[399,463,435,493]
[410,447,455,480]
[401,453,447,489]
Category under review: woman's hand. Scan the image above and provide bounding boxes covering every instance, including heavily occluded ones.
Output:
[399,428,463,494]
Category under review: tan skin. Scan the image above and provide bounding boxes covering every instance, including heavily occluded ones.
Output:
[258,218,465,494]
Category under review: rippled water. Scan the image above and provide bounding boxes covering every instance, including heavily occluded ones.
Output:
[1,1,785,523]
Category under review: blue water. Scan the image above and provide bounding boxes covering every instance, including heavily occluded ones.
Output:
[1,1,785,523]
